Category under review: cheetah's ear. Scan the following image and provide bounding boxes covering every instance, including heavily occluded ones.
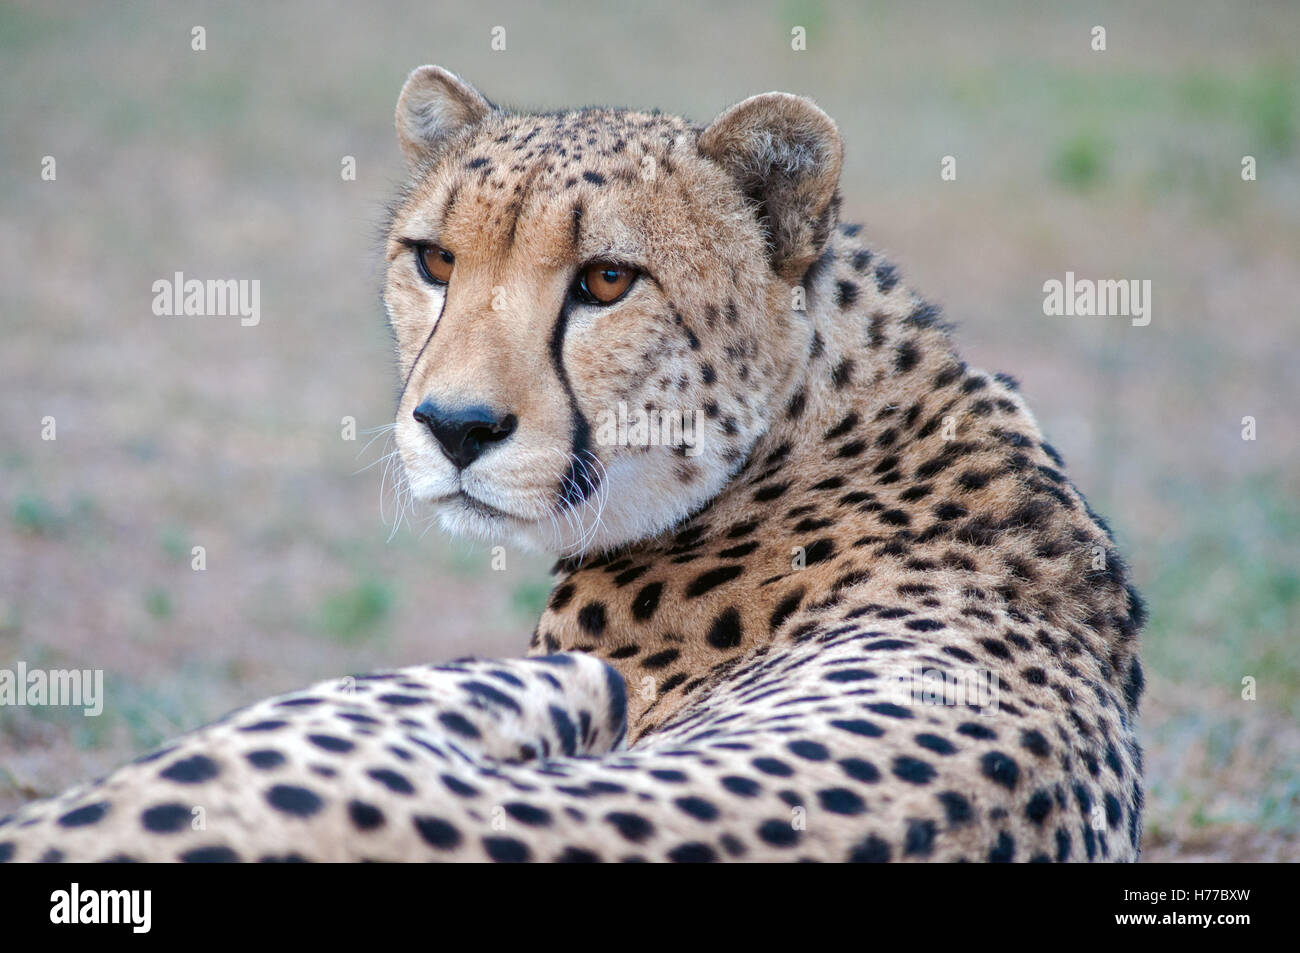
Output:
[396,66,493,169]
[699,92,843,282]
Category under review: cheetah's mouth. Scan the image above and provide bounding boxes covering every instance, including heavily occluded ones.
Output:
[437,489,521,522]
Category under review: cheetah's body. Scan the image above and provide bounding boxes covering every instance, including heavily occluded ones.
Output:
[0,69,1144,863]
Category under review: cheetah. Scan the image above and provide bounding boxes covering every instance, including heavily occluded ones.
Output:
[0,66,1145,863]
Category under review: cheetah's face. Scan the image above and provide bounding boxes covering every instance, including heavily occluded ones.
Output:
[384,67,842,556]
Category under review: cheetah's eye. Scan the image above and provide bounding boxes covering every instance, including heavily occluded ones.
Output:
[574,261,637,306]
[415,243,455,285]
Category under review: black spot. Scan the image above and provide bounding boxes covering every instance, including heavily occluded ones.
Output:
[687,565,745,597]
[936,791,973,826]
[722,776,761,797]
[1124,657,1145,711]
[367,768,415,795]
[1104,792,1123,829]
[650,769,688,783]
[631,582,663,621]
[582,170,606,185]
[549,583,576,610]
[840,758,881,782]
[180,846,240,863]
[758,819,800,847]
[349,800,385,831]
[1020,729,1052,757]
[719,541,760,559]
[161,755,220,784]
[308,734,355,753]
[831,359,855,388]
[803,538,836,565]
[831,719,884,738]
[674,797,720,821]
[484,836,531,862]
[141,803,191,834]
[246,749,284,770]
[835,280,859,309]
[239,719,287,732]
[907,302,943,328]
[556,846,601,863]
[818,788,866,815]
[980,751,1020,790]
[894,340,920,374]
[266,784,323,817]
[787,740,830,761]
[605,811,654,843]
[640,650,680,673]
[988,831,1016,862]
[752,757,793,777]
[915,733,957,755]
[904,617,944,632]
[58,802,109,827]
[506,802,553,826]
[613,565,648,587]
[707,607,743,649]
[904,819,936,856]
[577,602,608,637]
[825,412,859,439]
[549,705,578,756]
[849,834,891,862]
[668,842,718,862]
[439,711,481,739]
[825,669,875,683]
[1055,827,1072,862]
[892,756,936,785]
[874,263,899,293]
[867,702,913,719]
[1026,790,1053,825]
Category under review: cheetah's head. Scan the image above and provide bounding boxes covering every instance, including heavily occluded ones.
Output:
[384,66,842,556]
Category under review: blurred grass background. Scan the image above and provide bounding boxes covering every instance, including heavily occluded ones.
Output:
[0,0,1296,860]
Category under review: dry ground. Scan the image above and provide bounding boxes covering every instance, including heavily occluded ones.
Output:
[1,0,1296,861]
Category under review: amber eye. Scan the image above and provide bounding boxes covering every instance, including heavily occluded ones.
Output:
[576,261,637,305]
[415,243,454,285]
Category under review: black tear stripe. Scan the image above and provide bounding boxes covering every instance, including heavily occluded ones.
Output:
[398,287,450,409]
[548,300,597,508]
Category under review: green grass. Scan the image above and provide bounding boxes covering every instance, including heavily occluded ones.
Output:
[160,526,190,562]
[317,579,394,642]
[144,588,174,620]
[12,493,62,536]
[1051,132,1111,189]
[1140,473,1300,711]
[510,577,552,621]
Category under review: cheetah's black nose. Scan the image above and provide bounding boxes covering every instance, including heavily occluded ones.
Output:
[413,399,517,470]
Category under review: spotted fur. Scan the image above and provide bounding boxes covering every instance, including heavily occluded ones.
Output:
[0,67,1144,862]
